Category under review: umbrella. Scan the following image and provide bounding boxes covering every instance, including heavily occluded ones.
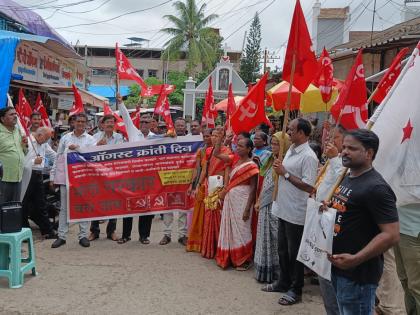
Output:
[214,96,243,112]
[300,84,339,113]
[266,81,301,111]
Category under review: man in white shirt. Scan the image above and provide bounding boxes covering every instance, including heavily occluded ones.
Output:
[89,114,124,241]
[22,127,57,239]
[51,113,96,248]
[159,118,189,246]
[267,118,318,306]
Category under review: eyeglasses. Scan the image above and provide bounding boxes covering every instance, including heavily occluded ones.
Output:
[140,121,150,123]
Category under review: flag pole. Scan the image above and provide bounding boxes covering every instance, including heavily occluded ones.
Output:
[273,53,296,200]
[324,88,380,201]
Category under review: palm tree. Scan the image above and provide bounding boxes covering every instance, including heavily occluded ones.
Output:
[161,0,220,76]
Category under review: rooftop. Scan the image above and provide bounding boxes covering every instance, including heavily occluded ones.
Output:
[334,16,420,51]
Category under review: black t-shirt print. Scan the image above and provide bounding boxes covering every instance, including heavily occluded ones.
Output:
[331,168,399,285]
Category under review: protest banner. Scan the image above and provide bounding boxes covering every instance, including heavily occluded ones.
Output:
[65,135,203,222]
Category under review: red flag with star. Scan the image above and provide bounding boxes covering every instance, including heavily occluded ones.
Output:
[373,47,409,104]
[282,0,318,93]
[115,43,147,90]
[372,41,420,206]
[34,93,52,128]
[69,84,85,116]
[313,47,334,103]
[16,88,32,135]
[330,50,367,130]
[202,77,216,128]
[230,72,270,134]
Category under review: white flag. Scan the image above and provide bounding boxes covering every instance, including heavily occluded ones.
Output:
[119,102,141,142]
[372,43,420,206]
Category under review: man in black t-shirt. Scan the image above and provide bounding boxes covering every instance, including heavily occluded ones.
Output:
[329,129,400,315]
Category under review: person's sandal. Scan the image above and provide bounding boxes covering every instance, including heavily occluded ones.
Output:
[159,235,171,245]
[117,237,131,244]
[139,238,150,244]
[278,291,302,306]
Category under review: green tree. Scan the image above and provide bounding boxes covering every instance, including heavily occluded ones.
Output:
[240,13,262,84]
[124,84,141,109]
[167,71,188,105]
[161,0,220,76]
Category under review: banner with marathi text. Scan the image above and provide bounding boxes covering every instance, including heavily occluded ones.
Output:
[66,136,203,222]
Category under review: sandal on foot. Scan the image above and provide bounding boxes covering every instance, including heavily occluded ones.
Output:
[159,235,171,245]
[278,292,301,306]
[117,237,131,244]
[139,238,150,244]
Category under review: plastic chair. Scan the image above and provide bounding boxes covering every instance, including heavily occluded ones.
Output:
[0,228,37,288]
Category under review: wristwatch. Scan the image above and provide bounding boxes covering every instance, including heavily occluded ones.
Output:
[284,172,290,180]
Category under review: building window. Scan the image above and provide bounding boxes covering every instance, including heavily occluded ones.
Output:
[136,69,144,77]
[92,68,111,76]
[148,69,157,78]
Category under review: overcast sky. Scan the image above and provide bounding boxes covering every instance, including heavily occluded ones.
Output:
[16,0,413,56]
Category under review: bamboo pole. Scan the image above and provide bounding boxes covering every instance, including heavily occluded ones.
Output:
[324,86,380,202]
[273,53,296,201]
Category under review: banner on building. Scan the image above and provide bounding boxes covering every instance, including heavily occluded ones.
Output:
[66,135,203,222]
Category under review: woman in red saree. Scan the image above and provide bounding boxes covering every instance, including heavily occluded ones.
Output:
[215,138,259,270]
[199,129,232,259]
[186,129,213,252]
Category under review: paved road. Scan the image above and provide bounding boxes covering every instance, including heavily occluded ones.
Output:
[0,216,325,315]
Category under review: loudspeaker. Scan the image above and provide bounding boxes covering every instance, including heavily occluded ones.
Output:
[0,202,22,233]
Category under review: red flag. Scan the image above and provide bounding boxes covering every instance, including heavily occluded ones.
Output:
[130,106,141,129]
[16,88,32,128]
[34,93,52,128]
[141,84,175,97]
[283,0,318,93]
[373,47,409,104]
[153,85,174,132]
[230,72,270,134]
[226,83,236,121]
[202,77,216,128]
[115,43,147,90]
[69,84,85,116]
[313,47,334,103]
[16,88,32,135]
[103,103,128,139]
[330,50,368,130]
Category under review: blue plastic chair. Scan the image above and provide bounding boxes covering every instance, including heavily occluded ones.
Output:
[0,228,37,288]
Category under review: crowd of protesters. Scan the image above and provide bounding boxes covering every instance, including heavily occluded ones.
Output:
[0,102,419,315]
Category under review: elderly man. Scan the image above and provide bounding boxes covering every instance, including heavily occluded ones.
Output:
[160,118,189,246]
[89,114,123,242]
[22,127,57,239]
[265,118,318,306]
[0,107,26,204]
[51,113,96,248]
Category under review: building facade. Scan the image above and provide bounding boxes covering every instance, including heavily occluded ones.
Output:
[75,45,242,88]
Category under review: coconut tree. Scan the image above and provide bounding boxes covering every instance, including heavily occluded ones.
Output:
[161,0,220,76]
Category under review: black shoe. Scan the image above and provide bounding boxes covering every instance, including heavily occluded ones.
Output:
[178,236,188,246]
[51,238,66,248]
[79,237,90,248]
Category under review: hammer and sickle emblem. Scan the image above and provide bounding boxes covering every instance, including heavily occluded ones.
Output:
[154,196,164,207]
[238,100,257,121]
